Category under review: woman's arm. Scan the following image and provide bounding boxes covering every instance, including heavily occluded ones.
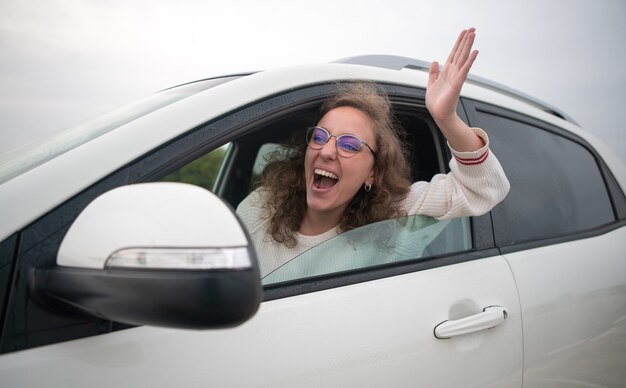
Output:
[403,28,510,218]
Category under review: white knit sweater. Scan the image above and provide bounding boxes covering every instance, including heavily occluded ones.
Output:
[236,128,510,277]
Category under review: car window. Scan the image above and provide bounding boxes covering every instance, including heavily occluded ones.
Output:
[475,109,614,245]
[161,144,230,192]
[262,215,471,284]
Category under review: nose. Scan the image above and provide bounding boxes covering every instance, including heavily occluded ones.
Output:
[319,137,337,160]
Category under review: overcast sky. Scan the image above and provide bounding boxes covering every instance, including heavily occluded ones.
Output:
[1,0,625,161]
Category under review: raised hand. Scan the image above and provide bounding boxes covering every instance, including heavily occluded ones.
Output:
[426,28,478,125]
[425,28,483,152]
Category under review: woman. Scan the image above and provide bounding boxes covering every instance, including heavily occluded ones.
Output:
[237,28,510,277]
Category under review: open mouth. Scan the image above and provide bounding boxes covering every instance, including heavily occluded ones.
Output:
[313,168,339,190]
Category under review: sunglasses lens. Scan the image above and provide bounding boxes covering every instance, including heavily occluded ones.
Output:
[337,136,362,155]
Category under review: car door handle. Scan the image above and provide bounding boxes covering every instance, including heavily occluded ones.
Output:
[434,306,508,339]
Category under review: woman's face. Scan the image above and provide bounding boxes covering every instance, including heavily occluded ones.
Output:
[304,106,377,218]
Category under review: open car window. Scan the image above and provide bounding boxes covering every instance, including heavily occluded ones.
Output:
[153,85,468,285]
[262,215,471,285]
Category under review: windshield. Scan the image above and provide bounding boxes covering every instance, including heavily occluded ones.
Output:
[262,215,471,285]
[0,75,245,184]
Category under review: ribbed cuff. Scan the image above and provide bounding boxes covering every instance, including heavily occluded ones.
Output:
[448,127,490,166]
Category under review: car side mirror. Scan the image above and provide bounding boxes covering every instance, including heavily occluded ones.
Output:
[30,182,261,329]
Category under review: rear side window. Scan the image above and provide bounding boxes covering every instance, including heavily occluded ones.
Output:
[475,110,614,245]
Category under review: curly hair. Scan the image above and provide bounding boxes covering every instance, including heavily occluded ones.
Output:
[260,82,412,247]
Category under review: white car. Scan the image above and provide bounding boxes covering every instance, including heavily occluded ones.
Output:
[0,56,625,387]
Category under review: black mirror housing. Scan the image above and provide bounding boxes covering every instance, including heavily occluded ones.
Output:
[31,264,261,329]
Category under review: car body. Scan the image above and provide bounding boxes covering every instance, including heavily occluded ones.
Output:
[0,56,625,387]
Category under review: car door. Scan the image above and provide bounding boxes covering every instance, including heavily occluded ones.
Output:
[0,83,524,387]
[0,230,523,388]
[465,100,626,387]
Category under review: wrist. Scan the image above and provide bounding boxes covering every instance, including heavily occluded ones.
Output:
[434,116,484,152]
[433,115,466,137]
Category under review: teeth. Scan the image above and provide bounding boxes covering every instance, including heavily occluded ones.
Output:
[314,168,338,180]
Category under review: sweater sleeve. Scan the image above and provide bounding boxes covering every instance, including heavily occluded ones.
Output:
[403,127,510,220]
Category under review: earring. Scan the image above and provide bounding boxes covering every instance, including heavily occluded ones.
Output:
[364,183,372,192]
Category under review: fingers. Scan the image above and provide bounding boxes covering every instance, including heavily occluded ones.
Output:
[445,30,465,65]
[458,50,479,82]
[449,28,476,67]
[457,28,475,65]
[433,28,478,89]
